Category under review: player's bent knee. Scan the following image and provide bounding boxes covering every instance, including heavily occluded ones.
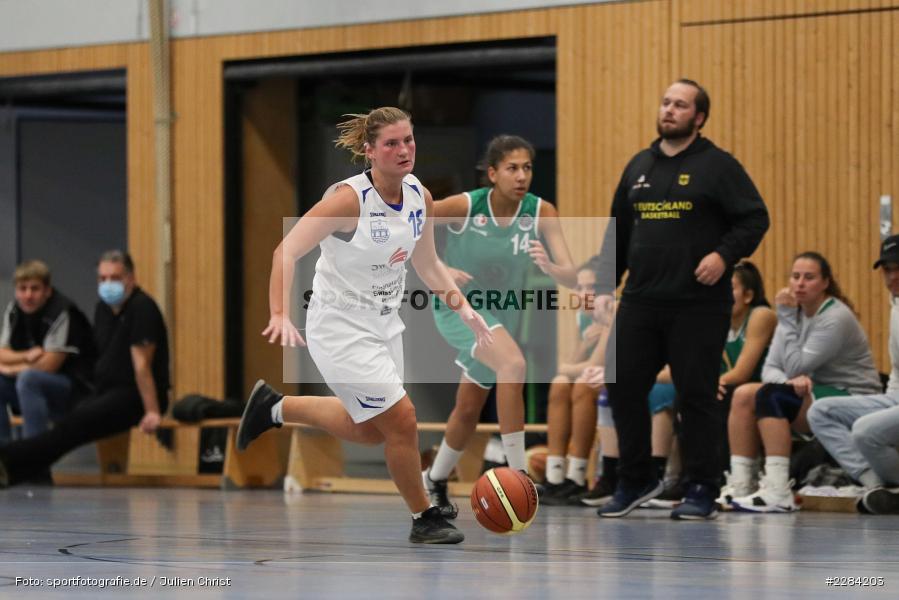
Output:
[731,385,757,412]
[497,354,526,381]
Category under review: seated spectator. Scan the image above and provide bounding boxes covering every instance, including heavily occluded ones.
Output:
[0,260,94,442]
[543,265,610,504]
[0,250,169,487]
[727,251,882,513]
[715,261,777,502]
[579,385,617,506]
[807,236,899,514]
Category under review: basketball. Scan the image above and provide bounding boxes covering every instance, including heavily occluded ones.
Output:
[470,467,539,534]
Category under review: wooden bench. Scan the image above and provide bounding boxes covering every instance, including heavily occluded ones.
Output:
[47,417,290,489]
[11,412,550,494]
[284,422,550,496]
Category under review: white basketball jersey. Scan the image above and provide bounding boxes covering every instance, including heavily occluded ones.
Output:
[312,171,427,313]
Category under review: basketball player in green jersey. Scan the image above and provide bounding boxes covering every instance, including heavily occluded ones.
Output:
[424,135,578,516]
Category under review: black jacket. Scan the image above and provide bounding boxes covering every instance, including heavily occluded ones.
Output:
[593,135,769,308]
[1,290,95,390]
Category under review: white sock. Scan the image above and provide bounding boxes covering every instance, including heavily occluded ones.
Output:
[764,456,791,490]
[566,456,588,486]
[501,431,527,472]
[271,399,284,424]
[546,455,566,485]
[730,455,757,484]
[859,469,883,489]
[427,439,463,483]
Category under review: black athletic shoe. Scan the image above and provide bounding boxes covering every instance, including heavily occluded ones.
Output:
[237,379,283,451]
[862,487,899,515]
[597,479,663,518]
[541,479,587,506]
[422,469,459,519]
[579,477,615,507]
[409,506,465,544]
[541,481,563,498]
[670,483,719,520]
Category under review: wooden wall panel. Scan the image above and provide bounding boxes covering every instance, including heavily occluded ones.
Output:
[241,78,297,397]
[170,39,225,397]
[680,0,899,24]
[681,6,899,371]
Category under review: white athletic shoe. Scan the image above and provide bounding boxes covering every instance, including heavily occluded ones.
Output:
[731,476,798,513]
[716,471,757,510]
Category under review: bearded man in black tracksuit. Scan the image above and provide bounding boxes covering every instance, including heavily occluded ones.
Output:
[591,79,769,520]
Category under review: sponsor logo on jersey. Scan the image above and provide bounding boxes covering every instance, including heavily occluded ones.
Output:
[389,247,408,266]
[371,263,389,271]
[518,214,534,231]
[473,213,488,227]
[356,395,387,409]
[369,211,386,217]
[678,174,690,186]
[632,174,651,190]
[371,218,390,244]
[380,305,392,315]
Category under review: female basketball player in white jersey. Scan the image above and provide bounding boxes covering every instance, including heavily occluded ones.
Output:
[236,107,493,544]
[422,135,579,516]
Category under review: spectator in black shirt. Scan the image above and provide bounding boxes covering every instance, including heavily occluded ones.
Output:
[0,250,169,487]
[0,260,94,442]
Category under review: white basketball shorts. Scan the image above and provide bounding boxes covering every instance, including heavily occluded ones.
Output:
[305,302,407,423]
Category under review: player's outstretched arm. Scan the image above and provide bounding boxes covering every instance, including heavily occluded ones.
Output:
[264,186,359,347]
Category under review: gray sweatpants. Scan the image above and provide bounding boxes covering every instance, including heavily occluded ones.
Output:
[807,393,899,487]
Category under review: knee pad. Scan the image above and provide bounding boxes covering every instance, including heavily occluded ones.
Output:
[755,383,803,421]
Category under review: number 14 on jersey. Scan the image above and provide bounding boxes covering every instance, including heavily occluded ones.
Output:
[510,232,531,255]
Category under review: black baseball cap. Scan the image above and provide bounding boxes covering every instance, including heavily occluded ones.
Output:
[874,234,899,269]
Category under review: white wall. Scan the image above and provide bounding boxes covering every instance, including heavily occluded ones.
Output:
[0,0,609,53]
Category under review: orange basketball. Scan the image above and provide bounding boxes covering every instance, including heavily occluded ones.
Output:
[470,467,539,534]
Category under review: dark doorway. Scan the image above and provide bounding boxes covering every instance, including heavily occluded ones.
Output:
[0,70,127,320]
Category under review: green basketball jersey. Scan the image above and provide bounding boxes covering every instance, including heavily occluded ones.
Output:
[444,188,541,295]
[435,188,541,338]
[721,306,767,381]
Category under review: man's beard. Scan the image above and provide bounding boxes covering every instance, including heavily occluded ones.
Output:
[657,119,695,140]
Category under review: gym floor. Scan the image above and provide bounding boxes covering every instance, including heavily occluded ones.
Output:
[1,487,896,598]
